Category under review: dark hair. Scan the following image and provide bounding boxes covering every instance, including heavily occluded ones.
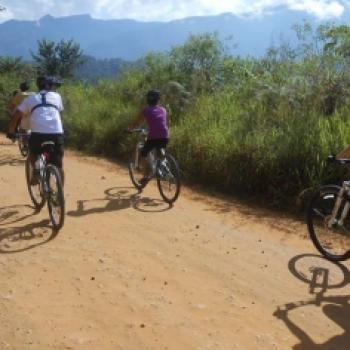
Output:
[146,89,160,106]
[19,82,29,92]
[36,76,48,90]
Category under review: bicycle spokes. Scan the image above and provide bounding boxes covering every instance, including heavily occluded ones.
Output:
[46,165,65,230]
[156,155,181,204]
[308,186,350,261]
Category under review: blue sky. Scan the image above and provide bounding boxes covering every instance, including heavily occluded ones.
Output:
[0,0,349,22]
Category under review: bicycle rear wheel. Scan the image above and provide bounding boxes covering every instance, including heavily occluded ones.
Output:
[25,156,45,209]
[46,164,65,231]
[128,152,146,190]
[156,154,181,204]
[307,185,350,261]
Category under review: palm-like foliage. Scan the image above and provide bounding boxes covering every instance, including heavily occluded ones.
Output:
[31,39,83,78]
[0,56,23,74]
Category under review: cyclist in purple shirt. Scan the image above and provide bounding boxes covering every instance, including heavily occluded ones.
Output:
[129,90,169,184]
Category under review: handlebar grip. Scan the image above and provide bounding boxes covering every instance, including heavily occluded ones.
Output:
[125,128,146,134]
[327,155,336,163]
[327,155,350,164]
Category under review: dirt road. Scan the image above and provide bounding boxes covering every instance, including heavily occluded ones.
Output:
[0,135,349,350]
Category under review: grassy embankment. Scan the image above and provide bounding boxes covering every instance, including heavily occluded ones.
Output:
[2,29,350,207]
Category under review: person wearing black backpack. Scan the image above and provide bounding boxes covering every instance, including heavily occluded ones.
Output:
[8,76,65,183]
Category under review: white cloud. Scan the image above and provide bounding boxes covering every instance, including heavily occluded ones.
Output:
[0,0,347,23]
[287,0,345,19]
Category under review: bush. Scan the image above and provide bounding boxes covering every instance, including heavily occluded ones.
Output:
[3,24,350,208]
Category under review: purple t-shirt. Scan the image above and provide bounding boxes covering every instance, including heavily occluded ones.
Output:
[142,105,169,139]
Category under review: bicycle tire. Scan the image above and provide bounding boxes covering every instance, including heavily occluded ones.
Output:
[46,164,65,231]
[18,134,28,157]
[128,154,146,190]
[307,185,350,261]
[25,156,45,209]
[156,154,181,204]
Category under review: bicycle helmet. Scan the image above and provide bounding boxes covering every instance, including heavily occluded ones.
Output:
[146,89,160,106]
[46,76,62,87]
[36,75,62,90]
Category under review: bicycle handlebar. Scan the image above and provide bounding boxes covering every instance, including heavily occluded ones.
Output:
[327,155,350,164]
[125,128,146,134]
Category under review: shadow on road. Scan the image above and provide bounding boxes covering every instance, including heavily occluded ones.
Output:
[67,187,172,217]
[0,154,25,167]
[274,254,349,349]
[0,219,58,254]
[0,204,37,226]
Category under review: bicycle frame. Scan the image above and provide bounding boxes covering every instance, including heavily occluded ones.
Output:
[328,180,350,227]
[34,147,55,199]
[37,154,48,198]
[133,130,163,178]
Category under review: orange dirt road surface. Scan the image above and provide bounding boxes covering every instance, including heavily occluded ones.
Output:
[0,135,349,350]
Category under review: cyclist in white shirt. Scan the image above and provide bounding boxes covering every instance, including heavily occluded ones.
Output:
[8,76,65,182]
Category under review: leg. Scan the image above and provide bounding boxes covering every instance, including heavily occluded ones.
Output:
[155,139,169,159]
[51,135,65,186]
[140,156,150,178]
[58,166,65,186]
[140,140,155,179]
[28,134,40,185]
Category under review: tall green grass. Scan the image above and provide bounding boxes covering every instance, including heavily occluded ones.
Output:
[60,81,350,207]
[2,29,350,207]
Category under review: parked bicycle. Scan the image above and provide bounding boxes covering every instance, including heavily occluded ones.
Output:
[307,155,350,261]
[25,141,65,230]
[126,128,181,204]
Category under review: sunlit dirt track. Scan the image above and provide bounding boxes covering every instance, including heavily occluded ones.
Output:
[0,135,349,350]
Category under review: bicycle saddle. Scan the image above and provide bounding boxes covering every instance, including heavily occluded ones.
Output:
[41,141,56,147]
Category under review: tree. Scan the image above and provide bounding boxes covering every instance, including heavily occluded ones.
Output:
[170,33,226,92]
[316,24,350,115]
[56,39,84,78]
[0,56,24,74]
[31,39,59,76]
[31,39,83,78]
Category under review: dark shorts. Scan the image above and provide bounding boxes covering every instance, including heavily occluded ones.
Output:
[29,133,64,168]
[141,138,169,157]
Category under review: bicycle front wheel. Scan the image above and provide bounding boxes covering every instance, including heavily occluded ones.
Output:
[307,185,350,261]
[25,156,45,209]
[18,132,28,157]
[156,154,181,204]
[46,164,65,231]
[128,152,146,190]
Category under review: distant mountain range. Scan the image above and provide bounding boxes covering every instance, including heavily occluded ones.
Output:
[1,7,350,60]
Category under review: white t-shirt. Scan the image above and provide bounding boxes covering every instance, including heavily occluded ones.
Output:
[17,90,64,134]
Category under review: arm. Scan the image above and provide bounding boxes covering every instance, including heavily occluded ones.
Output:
[274,306,315,347]
[9,95,31,134]
[58,94,64,120]
[8,109,24,134]
[6,97,16,115]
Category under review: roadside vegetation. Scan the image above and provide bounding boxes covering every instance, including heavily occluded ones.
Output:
[2,22,350,206]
